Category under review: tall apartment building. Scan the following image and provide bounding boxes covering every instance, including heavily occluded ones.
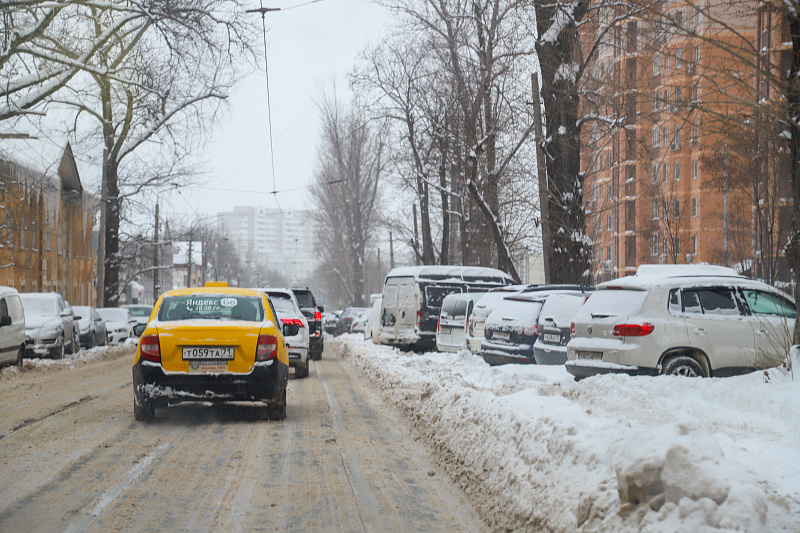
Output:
[217,206,319,283]
[0,145,97,305]
[581,1,789,284]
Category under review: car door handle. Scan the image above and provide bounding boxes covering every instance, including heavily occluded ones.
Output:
[756,329,769,336]
[693,327,706,335]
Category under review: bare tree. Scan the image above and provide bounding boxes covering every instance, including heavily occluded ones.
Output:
[310,94,386,306]
[12,2,257,305]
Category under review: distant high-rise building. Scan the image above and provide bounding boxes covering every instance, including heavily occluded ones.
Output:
[217,206,319,283]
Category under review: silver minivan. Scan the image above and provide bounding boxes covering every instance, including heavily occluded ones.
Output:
[0,287,26,366]
[566,265,796,379]
[436,292,486,352]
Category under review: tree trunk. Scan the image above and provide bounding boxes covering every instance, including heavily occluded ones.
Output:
[537,1,591,284]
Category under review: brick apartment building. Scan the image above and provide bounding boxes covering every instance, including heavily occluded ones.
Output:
[581,0,791,285]
[0,145,97,305]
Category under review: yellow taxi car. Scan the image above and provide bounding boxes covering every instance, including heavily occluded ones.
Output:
[132,283,289,421]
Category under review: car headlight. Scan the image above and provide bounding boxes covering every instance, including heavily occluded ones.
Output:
[39,326,62,339]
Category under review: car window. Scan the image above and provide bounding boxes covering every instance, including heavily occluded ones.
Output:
[269,295,297,315]
[741,289,797,318]
[126,307,152,317]
[682,290,703,314]
[7,296,23,322]
[441,297,457,315]
[537,294,585,327]
[0,298,8,319]
[579,289,647,318]
[486,299,544,327]
[98,308,131,322]
[451,299,468,319]
[424,286,461,311]
[157,294,264,322]
[293,290,316,308]
[685,288,739,316]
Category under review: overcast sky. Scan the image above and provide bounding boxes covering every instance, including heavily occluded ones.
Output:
[159,0,390,223]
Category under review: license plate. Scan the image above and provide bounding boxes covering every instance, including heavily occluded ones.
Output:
[493,331,510,341]
[187,360,228,373]
[182,346,234,360]
[440,326,451,335]
[542,333,561,344]
[577,350,602,360]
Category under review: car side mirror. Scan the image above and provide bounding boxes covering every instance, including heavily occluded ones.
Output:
[318,306,324,313]
[61,309,73,317]
[73,315,82,321]
[0,316,11,327]
[283,323,299,337]
[133,323,146,337]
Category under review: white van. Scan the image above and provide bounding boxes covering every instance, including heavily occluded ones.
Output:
[0,287,26,366]
[378,266,514,350]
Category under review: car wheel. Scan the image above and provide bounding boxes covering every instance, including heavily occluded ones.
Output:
[65,332,75,355]
[296,358,310,379]
[267,389,287,421]
[311,349,321,361]
[53,337,65,360]
[15,346,24,366]
[662,355,706,377]
[133,396,155,422]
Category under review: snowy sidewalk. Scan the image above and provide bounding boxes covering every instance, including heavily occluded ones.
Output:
[331,334,800,532]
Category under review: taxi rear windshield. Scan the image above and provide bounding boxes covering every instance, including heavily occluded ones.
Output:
[158,294,264,322]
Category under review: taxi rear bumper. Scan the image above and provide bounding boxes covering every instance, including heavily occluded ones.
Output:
[133,360,288,405]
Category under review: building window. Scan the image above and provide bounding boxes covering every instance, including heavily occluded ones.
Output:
[663,237,669,256]
[599,182,604,200]
[654,53,661,75]
[652,127,660,147]
[692,83,700,102]
[20,215,26,250]
[692,197,698,216]
[662,163,669,182]
[607,214,612,230]
[692,235,697,254]
[651,234,660,255]
[676,10,684,27]
[674,199,680,218]
[693,160,698,180]
[663,126,669,145]
[665,53,671,71]
[674,235,680,254]
[692,123,699,145]
[674,161,680,181]
[654,90,661,112]
[652,162,660,183]
[607,245,612,261]
[652,199,660,219]
[676,49,682,67]
[694,45,700,64]
[608,183,612,198]
[675,86,681,104]
[664,89,670,107]
[674,125,681,145]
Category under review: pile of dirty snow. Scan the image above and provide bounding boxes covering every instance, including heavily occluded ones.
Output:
[332,335,800,532]
[0,344,135,382]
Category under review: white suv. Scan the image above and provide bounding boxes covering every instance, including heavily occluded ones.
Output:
[566,265,796,379]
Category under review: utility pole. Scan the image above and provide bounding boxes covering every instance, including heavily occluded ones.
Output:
[187,230,193,288]
[389,231,395,269]
[531,73,552,283]
[153,200,159,303]
[723,141,729,267]
[96,149,108,307]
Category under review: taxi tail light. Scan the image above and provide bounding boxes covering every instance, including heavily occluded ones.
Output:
[570,322,575,334]
[416,310,421,328]
[281,318,304,327]
[256,334,279,361]
[140,334,161,363]
[314,310,321,321]
[437,315,441,332]
[613,323,655,337]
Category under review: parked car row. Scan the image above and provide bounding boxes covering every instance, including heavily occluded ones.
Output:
[359,264,796,381]
[0,287,155,368]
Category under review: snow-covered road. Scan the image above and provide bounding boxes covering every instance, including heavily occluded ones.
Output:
[333,334,800,532]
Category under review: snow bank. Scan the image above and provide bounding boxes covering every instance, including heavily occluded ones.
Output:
[332,337,800,532]
[0,344,135,382]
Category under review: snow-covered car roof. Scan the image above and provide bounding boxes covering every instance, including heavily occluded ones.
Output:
[441,292,487,305]
[385,265,514,284]
[597,264,745,291]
